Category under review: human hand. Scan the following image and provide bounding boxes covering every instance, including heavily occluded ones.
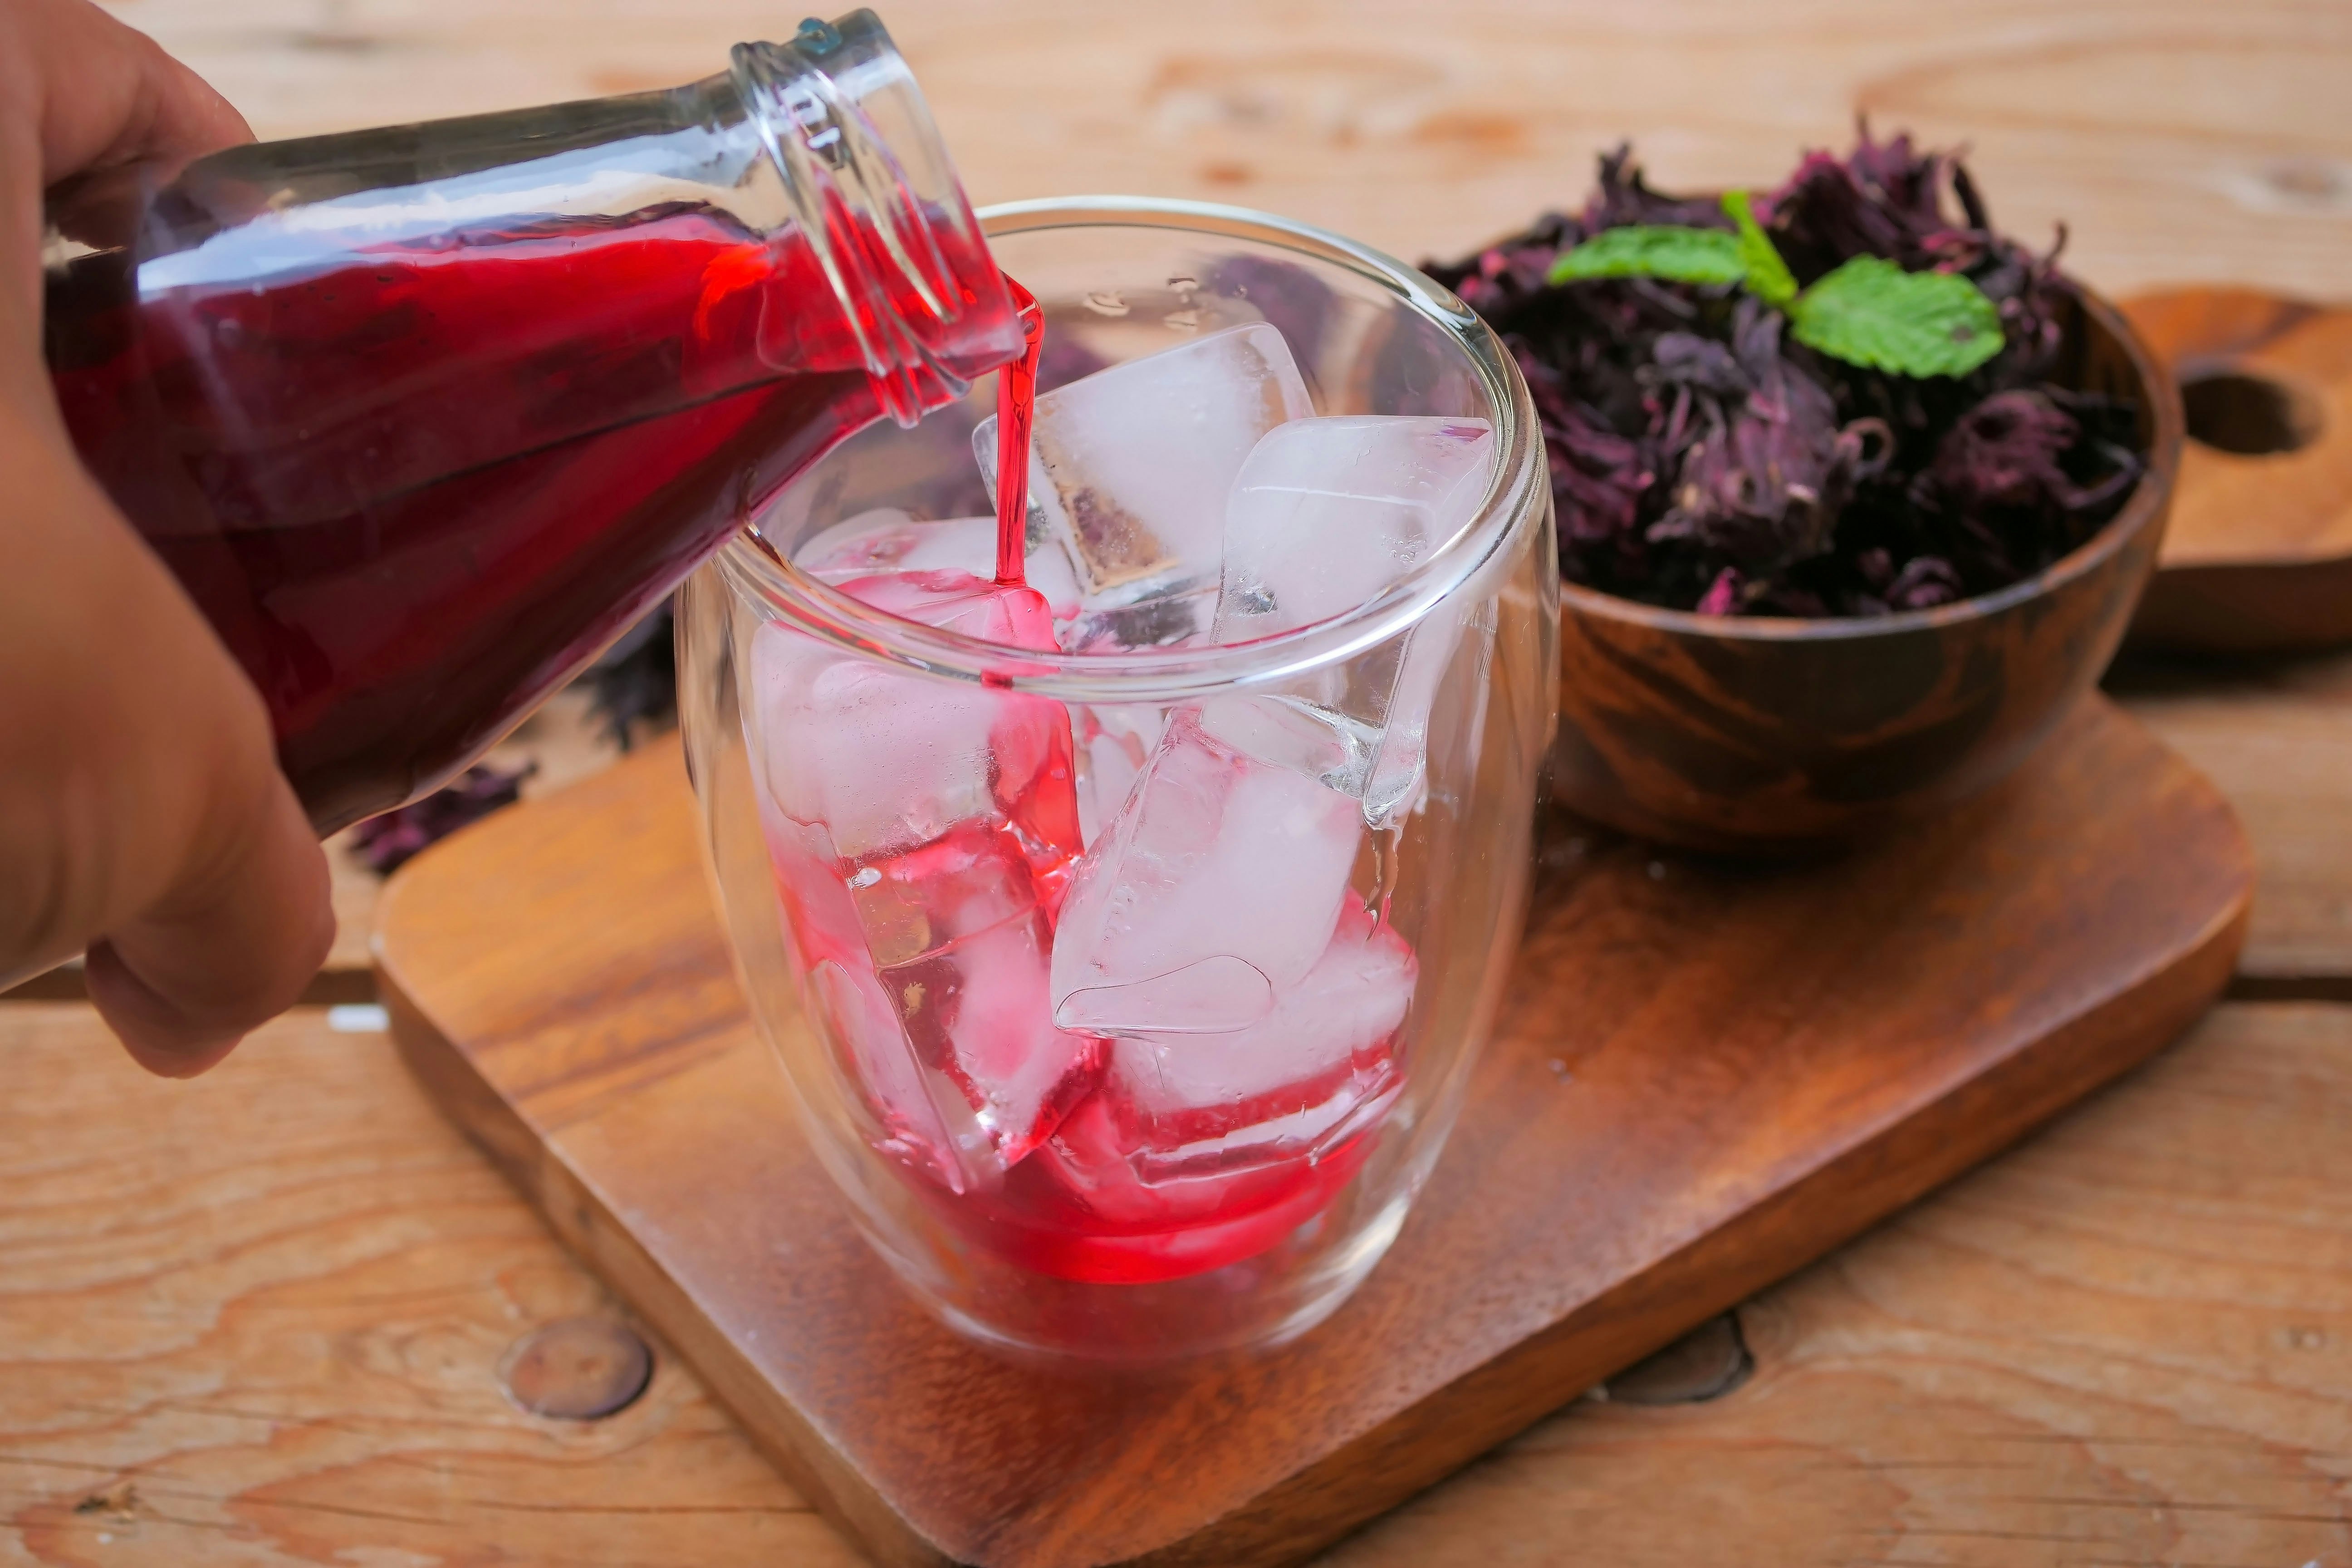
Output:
[1,0,334,1075]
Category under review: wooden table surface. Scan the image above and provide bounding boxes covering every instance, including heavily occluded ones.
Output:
[7,2,2351,1563]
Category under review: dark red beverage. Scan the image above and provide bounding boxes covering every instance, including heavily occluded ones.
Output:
[45,202,1016,832]
[992,276,1045,588]
[754,289,1410,1288]
[39,20,1022,832]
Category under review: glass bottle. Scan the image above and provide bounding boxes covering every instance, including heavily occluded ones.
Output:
[41,11,1020,833]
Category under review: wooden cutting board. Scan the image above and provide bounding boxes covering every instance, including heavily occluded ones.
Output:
[376,695,2251,1568]
[2125,286,2352,652]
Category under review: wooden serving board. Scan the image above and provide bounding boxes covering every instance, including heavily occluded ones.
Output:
[2125,286,2352,652]
[377,696,2251,1568]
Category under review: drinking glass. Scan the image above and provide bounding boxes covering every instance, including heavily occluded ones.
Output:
[677,197,1557,1358]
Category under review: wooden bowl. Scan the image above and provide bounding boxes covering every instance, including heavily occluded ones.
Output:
[1550,287,2183,855]
[2122,286,2352,653]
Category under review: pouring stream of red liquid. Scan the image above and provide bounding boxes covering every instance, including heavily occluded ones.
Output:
[993,275,1044,589]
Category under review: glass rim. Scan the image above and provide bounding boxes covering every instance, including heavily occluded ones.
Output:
[712,195,1546,704]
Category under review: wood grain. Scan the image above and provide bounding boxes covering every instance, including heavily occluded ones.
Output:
[2123,287,2352,652]
[144,640,2347,1009]
[8,1000,2344,1568]
[2112,647,2352,991]
[0,1004,858,1568]
[373,696,2249,1567]
[9,4,2347,1562]
[98,0,2352,304]
[320,686,644,972]
[1321,1001,2352,1568]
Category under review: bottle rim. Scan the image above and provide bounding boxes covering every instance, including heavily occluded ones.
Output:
[710,196,1547,706]
[730,10,1004,426]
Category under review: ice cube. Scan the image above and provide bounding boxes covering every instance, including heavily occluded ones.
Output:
[749,569,1080,867]
[1213,415,1494,821]
[794,507,1084,622]
[1216,416,1492,640]
[859,825,1102,1169]
[1033,1088,1367,1237]
[1097,901,1414,1182]
[1054,584,1219,655]
[1049,706,1364,1038]
[1361,596,1490,828]
[974,323,1314,608]
[763,809,981,1190]
[1193,691,1380,799]
[1070,702,1168,849]
[750,569,1099,1184]
[762,804,1102,1190]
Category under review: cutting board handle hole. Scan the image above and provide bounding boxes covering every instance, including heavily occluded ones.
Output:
[2179,366,2322,455]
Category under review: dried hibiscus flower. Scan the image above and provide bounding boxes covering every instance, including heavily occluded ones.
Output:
[348,763,534,874]
[1426,126,2144,617]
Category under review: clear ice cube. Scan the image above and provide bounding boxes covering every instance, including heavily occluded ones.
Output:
[764,809,980,1190]
[974,323,1314,610]
[1033,1087,1363,1235]
[1070,702,1168,850]
[1049,706,1364,1038]
[749,570,1079,866]
[750,570,1099,1185]
[1213,415,1494,822]
[1361,596,1490,827]
[1098,900,1414,1182]
[854,823,1102,1170]
[1054,584,1219,655]
[794,506,1084,622]
[771,815,1103,1190]
[1217,416,1492,639]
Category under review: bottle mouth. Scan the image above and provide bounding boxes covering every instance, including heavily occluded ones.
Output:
[714,196,1548,706]
[730,10,1010,425]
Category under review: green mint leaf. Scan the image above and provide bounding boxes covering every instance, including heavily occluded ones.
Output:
[1720,190,1798,308]
[1546,225,1747,288]
[1788,256,2005,377]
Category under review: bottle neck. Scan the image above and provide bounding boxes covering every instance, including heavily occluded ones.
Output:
[728,13,1018,427]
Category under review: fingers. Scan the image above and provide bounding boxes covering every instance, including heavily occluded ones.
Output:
[0,412,335,1074]
[0,0,313,1073]
[4,0,252,186]
[86,773,334,1078]
[0,0,253,373]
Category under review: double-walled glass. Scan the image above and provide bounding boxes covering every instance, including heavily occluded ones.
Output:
[679,198,1557,1358]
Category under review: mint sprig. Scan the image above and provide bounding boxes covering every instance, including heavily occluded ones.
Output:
[1544,189,2003,379]
[1786,255,2003,377]
[1547,225,1745,287]
[1720,190,1798,308]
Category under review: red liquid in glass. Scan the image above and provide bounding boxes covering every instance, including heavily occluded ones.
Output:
[45,203,1014,832]
[765,291,1393,1287]
[781,733,1385,1288]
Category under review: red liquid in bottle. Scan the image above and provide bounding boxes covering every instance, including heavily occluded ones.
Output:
[45,202,1016,832]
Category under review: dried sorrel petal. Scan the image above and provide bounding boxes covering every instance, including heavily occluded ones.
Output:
[1207,254,1339,370]
[1884,554,1964,611]
[349,763,534,874]
[583,599,676,746]
[1643,300,1889,578]
[1035,331,1112,397]
[1427,127,2143,618]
